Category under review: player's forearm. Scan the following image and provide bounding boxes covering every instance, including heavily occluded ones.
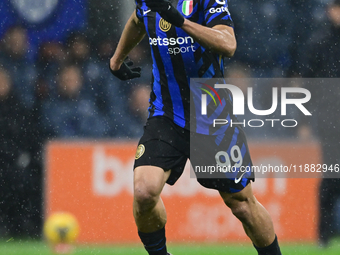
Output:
[110,12,146,71]
[181,19,236,58]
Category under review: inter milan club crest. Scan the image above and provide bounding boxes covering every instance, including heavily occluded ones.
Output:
[10,0,59,24]
[135,144,145,160]
[159,18,172,32]
[182,0,193,16]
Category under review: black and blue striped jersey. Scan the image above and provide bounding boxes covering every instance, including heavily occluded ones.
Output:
[135,0,234,131]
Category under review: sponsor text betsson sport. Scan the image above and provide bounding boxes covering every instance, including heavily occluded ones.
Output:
[149,36,196,55]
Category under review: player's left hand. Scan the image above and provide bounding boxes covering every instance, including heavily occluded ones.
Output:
[145,0,185,27]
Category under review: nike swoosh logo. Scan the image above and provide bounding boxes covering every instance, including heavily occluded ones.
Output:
[234,170,247,184]
[143,9,151,15]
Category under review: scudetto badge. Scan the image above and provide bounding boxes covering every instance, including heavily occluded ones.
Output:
[159,18,172,32]
[182,0,193,16]
[135,144,145,159]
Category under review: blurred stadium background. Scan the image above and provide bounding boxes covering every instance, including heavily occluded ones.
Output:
[0,0,340,254]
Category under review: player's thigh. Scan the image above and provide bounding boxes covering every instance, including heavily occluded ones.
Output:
[134,165,171,199]
[134,117,190,186]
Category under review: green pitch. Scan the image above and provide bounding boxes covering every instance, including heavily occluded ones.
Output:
[1,240,340,255]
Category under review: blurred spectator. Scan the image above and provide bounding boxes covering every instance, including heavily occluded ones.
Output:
[66,32,91,66]
[302,0,340,77]
[66,32,109,109]
[0,67,40,237]
[125,85,151,138]
[106,84,151,139]
[225,61,252,79]
[0,25,37,109]
[103,76,134,138]
[36,41,66,98]
[97,37,115,63]
[87,0,121,41]
[42,65,109,138]
[229,0,293,77]
[1,26,27,57]
[93,37,122,115]
[287,0,319,76]
[301,0,340,247]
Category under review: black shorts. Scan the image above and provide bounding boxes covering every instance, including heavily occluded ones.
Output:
[134,116,254,193]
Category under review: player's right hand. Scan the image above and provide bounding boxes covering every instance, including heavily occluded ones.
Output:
[109,60,141,80]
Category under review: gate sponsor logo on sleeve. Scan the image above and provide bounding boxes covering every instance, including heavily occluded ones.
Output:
[209,6,230,14]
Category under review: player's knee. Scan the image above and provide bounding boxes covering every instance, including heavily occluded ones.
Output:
[134,183,159,211]
[230,203,252,222]
[221,194,253,222]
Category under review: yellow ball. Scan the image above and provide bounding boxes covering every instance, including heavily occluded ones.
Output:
[43,212,80,244]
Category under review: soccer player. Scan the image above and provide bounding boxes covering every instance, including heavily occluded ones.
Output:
[110,0,282,254]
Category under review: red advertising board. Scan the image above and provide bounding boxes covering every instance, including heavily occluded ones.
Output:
[44,140,321,243]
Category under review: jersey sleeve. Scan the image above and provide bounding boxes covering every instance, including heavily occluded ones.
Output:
[201,0,234,28]
[135,0,144,22]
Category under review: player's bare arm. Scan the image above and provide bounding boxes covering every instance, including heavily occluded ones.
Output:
[110,11,145,70]
[181,20,236,58]
[110,11,146,80]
